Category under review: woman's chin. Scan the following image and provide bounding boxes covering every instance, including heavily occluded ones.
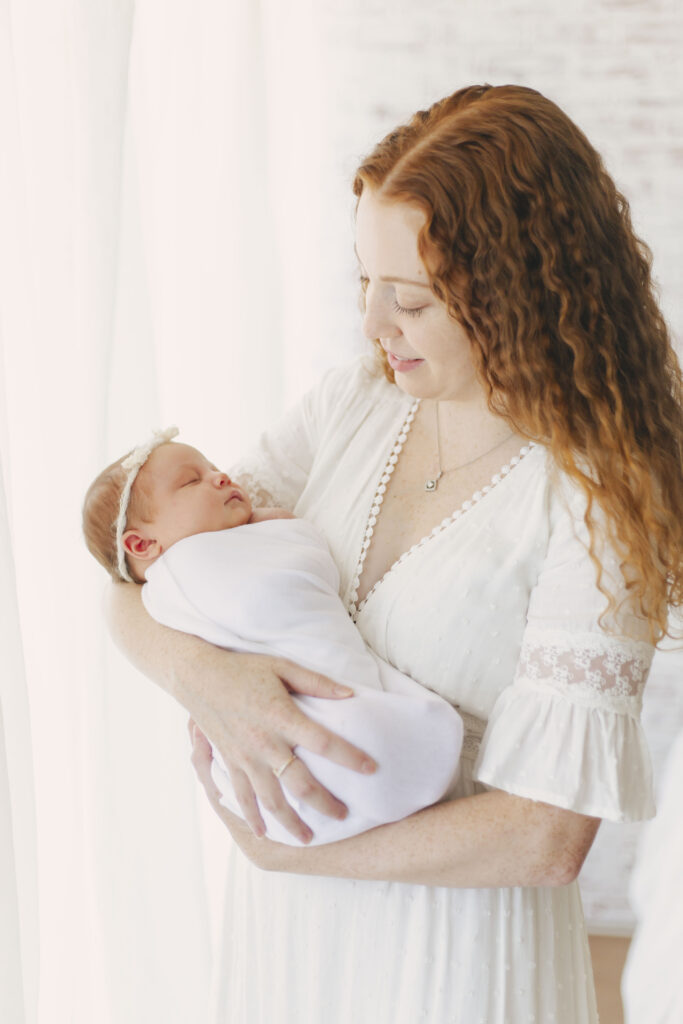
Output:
[393,369,485,405]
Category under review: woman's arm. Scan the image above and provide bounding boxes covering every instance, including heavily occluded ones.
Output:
[106,582,377,844]
[264,790,600,888]
[190,722,599,887]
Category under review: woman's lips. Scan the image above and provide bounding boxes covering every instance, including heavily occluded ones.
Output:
[386,351,424,373]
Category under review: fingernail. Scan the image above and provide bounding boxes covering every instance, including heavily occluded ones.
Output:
[301,829,313,844]
[334,685,353,696]
[336,806,348,820]
[362,759,376,774]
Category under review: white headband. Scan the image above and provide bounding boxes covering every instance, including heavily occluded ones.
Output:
[115,426,179,582]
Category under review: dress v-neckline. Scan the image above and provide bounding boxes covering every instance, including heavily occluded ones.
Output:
[346,398,535,622]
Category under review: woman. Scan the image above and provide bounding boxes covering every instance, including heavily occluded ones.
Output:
[109,84,683,1022]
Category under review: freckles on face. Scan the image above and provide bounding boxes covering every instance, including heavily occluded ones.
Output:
[355,188,482,403]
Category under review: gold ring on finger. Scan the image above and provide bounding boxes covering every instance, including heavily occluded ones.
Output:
[273,752,297,779]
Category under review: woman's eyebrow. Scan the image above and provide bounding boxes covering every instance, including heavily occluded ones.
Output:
[353,246,429,288]
[379,275,430,287]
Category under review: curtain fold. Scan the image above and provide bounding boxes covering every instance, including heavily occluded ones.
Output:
[0,1,40,1013]
[0,447,38,1024]
[1,0,332,1019]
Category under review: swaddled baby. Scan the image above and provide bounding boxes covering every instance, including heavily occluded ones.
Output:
[82,428,463,845]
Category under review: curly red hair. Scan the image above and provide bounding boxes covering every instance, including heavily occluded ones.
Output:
[354,84,683,643]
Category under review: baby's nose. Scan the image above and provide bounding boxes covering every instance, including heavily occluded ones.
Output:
[213,472,229,487]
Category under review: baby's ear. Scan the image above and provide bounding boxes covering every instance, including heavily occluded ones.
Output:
[122,530,161,562]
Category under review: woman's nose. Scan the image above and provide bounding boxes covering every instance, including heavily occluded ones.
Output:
[362,285,401,341]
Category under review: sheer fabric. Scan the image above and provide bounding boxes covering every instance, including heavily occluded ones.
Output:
[0,1,327,1020]
[0,454,38,1024]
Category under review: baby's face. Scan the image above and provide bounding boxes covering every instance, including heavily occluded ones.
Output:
[132,442,252,551]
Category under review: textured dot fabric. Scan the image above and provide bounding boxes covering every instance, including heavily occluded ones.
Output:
[213,356,655,1024]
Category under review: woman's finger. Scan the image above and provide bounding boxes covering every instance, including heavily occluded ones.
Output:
[228,738,347,839]
[247,760,314,845]
[189,723,270,837]
[283,703,377,776]
[274,663,377,775]
[276,659,354,699]
[190,728,222,803]
[232,715,356,836]
[226,765,267,838]
[276,756,349,822]
[225,754,322,843]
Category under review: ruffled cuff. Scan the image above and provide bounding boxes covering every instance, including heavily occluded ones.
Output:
[472,679,655,822]
[229,459,298,510]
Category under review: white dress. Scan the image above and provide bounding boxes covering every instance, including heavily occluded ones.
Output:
[212,356,656,1024]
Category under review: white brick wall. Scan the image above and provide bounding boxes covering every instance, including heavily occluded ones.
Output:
[310,0,683,932]
[314,0,683,358]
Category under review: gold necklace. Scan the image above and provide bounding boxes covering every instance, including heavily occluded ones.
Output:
[424,403,515,492]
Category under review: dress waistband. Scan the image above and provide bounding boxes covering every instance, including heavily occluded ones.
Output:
[454,705,488,760]
[455,706,487,739]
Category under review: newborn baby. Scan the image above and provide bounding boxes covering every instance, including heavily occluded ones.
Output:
[83,428,463,845]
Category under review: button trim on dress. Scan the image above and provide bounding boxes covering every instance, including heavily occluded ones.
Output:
[346,399,535,622]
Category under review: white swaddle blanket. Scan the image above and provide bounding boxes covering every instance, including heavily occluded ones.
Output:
[142,518,463,844]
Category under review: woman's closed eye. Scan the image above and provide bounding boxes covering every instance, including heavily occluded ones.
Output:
[360,274,425,316]
[392,300,425,317]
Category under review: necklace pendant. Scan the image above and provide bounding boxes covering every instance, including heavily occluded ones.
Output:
[424,477,439,492]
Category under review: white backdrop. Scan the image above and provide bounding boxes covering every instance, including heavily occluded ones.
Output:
[1,1,333,1020]
[1,1,682,1022]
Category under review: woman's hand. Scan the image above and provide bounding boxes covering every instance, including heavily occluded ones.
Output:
[198,653,375,845]
[185,649,377,845]
[107,582,376,844]
[188,719,291,870]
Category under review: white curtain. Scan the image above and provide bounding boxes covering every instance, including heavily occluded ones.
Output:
[0,445,38,1024]
[0,1,334,1021]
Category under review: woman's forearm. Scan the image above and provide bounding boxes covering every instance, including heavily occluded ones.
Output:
[104,582,265,754]
[255,788,600,889]
[105,582,209,707]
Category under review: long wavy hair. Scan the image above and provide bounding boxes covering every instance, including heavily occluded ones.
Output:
[354,84,683,643]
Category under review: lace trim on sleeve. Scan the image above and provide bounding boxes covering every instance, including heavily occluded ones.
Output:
[229,460,295,509]
[515,625,654,717]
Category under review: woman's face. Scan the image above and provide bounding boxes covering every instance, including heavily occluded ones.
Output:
[355,188,482,403]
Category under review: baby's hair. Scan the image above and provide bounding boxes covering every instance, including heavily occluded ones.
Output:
[82,452,158,583]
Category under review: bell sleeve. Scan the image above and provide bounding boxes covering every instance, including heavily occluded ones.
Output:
[228,356,372,510]
[473,473,656,822]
